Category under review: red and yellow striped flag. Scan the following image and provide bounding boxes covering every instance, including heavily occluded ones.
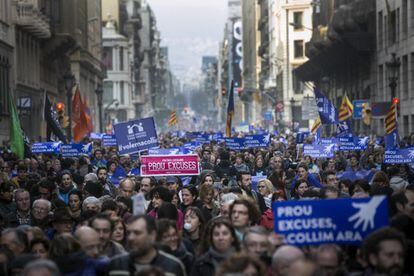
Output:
[168,110,177,127]
[338,95,353,122]
[385,101,397,134]
[311,117,321,134]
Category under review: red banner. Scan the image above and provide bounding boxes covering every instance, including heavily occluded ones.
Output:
[140,155,200,176]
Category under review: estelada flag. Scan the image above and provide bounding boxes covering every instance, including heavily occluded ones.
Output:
[168,110,177,127]
[72,86,90,142]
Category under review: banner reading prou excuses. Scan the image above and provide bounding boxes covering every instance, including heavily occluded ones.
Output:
[140,155,200,176]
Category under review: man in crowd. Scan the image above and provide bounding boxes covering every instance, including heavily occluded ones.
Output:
[108,215,186,275]
[236,171,267,213]
[90,213,125,258]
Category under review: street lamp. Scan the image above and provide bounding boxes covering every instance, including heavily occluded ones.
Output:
[290,97,296,132]
[95,84,103,133]
[64,73,76,141]
[386,53,400,100]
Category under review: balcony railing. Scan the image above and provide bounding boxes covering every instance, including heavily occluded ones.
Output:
[13,0,51,39]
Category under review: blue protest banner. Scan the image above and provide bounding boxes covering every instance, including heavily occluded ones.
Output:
[31,142,62,154]
[211,132,223,140]
[296,132,310,144]
[102,134,117,147]
[303,144,335,158]
[194,134,211,143]
[61,143,92,157]
[90,133,104,140]
[224,138,245,151]
[244,134,271,149]
[314,89,338,124]
[183,142,201,152]
[148,147,186,155]
[113,117,158,155]
[273,196,389,246]
[353,100,368,119]
[384,147,414,164]
[338,136,369,151]
[320,138,338,145]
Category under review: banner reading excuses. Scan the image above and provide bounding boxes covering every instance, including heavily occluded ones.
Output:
[273,196,389,246]
[140,155,200,176]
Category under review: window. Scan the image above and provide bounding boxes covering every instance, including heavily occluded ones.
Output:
[0,55,10,115]
[404,115,409,136]
[103,81,113,103]
[102,47,113,71]
[378,65,384,99]
[294,40,304,58]
[120,81,125,104]
[403,0,408,39]
[388,10,396,45]
[378,11,383,49]
[396,8,400,42]
[402,55,408,99]
[119,47,124,71]
[292,72,303,94]
[293,12,303,30]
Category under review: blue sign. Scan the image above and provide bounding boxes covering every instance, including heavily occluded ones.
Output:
[384,147,414,164]
[244,134,271,149]
[31,142,62,154]
[338,136,369,151]
[273,196,389,246]
[320,138,338,145]
[353,100,368,119]
[263,111,273,122]
[296,132,310,144]
[303,144,336,158]
[148,147,190,155]
[102,134,117,147]
[183,142,201,152]
[113,117,158,155]
[194,134,211,143]
[211,132,223,141]
[224,138,245,151]
[90,133,104,139]
[61,143,92,157]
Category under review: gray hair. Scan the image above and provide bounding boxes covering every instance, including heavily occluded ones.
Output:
[32,199,52,211]
[243,225,269,244]
[82,196,101,211]
[22,259,60,276]
[220,192,238,206]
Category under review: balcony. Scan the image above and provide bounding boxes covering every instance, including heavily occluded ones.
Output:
[13,0,51,39]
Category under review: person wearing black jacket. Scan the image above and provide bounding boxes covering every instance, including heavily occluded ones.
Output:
[236,171,267,214]
[108,215,186,276]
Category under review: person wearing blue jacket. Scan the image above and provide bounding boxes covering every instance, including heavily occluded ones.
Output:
[290,163,323,191]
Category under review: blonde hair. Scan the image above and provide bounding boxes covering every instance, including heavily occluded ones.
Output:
[258,179,275,195]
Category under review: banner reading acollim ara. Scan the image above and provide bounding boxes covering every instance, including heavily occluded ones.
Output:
[140,154,200,176]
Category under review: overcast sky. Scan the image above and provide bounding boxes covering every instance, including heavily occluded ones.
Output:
[147,0,227,84]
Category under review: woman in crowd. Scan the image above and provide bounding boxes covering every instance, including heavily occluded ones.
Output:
[156,219,194,274]
[191,218,240,276]
[199,184,219,217]
[180,185,212,221]
[252,156,266,176]
[292,179,310,199]
[200,173,215,187]
[57,170,76,205]
[256,179,275,209]
[111,217,126,247]
[183,206,206,256]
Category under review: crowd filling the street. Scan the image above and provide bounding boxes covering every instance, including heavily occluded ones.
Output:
[0,128,413,276]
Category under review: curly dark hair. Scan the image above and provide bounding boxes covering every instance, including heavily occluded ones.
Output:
[229,197,261,225]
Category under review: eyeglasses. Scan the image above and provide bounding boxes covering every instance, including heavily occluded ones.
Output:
[258,185,266,189]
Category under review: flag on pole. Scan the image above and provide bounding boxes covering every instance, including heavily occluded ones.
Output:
[44,94,67,143]
[385,100,398,149]
[226,80,234,137]
[168,110,178,127]
[314,88,338,125]
[72,86,90,142]
[8,95,24,159]
[310,117,321,134]
[338,95,353,122]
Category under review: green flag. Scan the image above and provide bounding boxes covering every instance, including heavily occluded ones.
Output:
[8,95,24,159]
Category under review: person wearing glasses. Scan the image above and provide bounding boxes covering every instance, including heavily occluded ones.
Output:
[256,179,275,209]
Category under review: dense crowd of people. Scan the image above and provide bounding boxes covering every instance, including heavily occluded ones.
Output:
[0,131,413,275]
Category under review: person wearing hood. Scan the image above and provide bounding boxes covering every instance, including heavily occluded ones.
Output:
[214,151,237,180]
[388,166,409,193]
[57,171,77,205]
